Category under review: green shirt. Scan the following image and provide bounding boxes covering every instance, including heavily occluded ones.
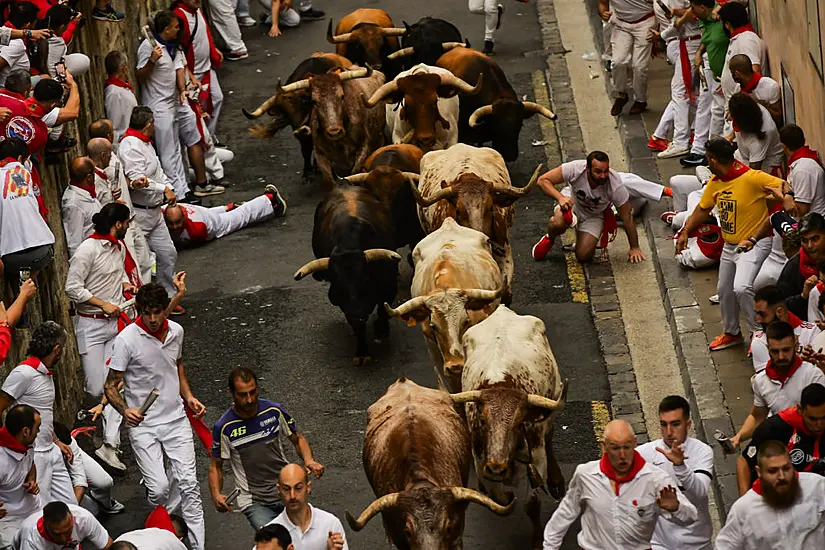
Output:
[699,16,730,79]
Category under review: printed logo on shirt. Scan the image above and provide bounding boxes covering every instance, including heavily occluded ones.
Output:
[575,189,603,209]
[790,447,806,465]
[5,116,35,144]
[718,197,737,235]
[3,164,30,199]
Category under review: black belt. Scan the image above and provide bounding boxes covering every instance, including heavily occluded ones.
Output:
[132,203,162,210]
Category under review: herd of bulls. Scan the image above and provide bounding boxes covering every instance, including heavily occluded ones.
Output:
[243,9,568,549]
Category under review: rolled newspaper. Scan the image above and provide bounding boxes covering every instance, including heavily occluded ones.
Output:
[138,388,161,416]
[225,487,241,506]
[142,25,157,47]
[120,297,135,310]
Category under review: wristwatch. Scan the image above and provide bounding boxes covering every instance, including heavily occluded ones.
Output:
[748,236,758,245]
[24,29,32,39]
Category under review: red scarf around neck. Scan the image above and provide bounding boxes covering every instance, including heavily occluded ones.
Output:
[764,355,804,387]
[741,72,763,94]
[120,128,152,143]
[779,406,817,437]
[105,76,134,91]
[135,316,169,341]
[20,356,52,375]
[730,24,756,39]
[789,146,824,170]
[600,450,646,495]
[0,426,30,454]
[88,232,142,289]
[94,167,108,181]
[72,181,96,198]
[712,160,750,182]
[799,248,818,280]
[752,471,799,495]
[37,517,76,545]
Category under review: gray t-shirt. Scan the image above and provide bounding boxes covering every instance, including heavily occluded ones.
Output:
[789,156,825,215]
[561,159,630,219]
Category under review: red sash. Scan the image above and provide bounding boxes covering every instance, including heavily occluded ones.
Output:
[174,4,223,72]
[182,206,210,241]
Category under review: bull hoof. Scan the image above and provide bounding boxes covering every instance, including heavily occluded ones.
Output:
[548,482,566,500]
[353,356,373,366]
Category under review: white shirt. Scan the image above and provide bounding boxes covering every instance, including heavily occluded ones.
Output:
[0,26,12,46]
[789,156,825,215]
[721,30,767,99]
[65,237,129,315]
[751,361,825,413]
[13,504,110,550]
[561,160,631,219]
[116,528,187,549]
[103,152,135,212]
[611,0,654,23]
[0,161,55,256]
[0,38,30,88]
[180,9,212,75]
[715,472,825,550]
[45,36,67,77]
[266,505,349,550]
[61,185,102,258]
[636,438,714,550]
[748,76,781,106]
[119,134,169,207]
[542,459,698,550]
[751,318,820,372]
[109,321,186,427]
[0,444,40,523]
[735,104,784,170]
[104,83,138,145]
[1,361,55,452]
[657,0,701,41]
[137,39,185,112]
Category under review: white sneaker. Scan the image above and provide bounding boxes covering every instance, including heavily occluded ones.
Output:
[237,15,256,27]
[695,166,713,185]
[95,444,126,471]
[709,293,719,305]
[657,143,690,159]
[101,499,126,514]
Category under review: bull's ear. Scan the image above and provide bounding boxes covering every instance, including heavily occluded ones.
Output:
[439,179,450,189]
[492,192,520,207]
[436,86,459,99]
[401,307,430,327]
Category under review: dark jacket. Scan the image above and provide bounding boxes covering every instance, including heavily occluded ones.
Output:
[777,252,807,319]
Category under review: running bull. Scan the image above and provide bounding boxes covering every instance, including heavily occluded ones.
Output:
[389,17,469,67]
[326,8,406,78]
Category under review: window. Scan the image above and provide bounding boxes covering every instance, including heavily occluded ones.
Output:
[808,0,823,77]
[781,66,796,125]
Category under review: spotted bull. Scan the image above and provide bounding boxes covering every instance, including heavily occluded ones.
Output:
[413,144,540,304]
[450,306,568,550]
[346,377,514,550]
[385,218,503,391]
[326,9,406,78]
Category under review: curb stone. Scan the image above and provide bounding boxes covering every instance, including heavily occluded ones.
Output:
[535,0,649,445]
[575,0,737,519]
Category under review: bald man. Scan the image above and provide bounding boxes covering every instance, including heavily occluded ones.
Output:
[263,464,347,550]
[543,420,697,550]
[729,53,782,124]
[62,156,102,257]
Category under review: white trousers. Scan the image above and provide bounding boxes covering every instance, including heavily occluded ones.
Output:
[602,21,614,60]
[653,38,701,147]
[67,439,114,513]
[468,0,499,42]
[211,195,274,239]
[622,172,664,213]
[73,316,123,448]
[692,55,725,155]
[753,234,788,290]
[610,16,657,102]
[130,416,204,550]
[124,224,152,286]
[670,173,704,211]
[257,0,302,26]
[209,0,247,53]
[34,445,75,505]
[196,70,224,137]
[135,208,178,298]
[719,239,772,335]
[152,105,201,199]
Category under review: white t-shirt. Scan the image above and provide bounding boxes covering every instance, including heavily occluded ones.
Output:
[109,321,186,427]
[721,30,767,99]
[734,104,784,170]
[789,157,825,215]
[103,153,135,212]
[611,0,654,23]
[65,237,129,315]
[266,505,349,550]
[0,38,30,88]
[116,528,187,549]
[180,9,212,76]
[1,361,55,452]
[561,160,630,219]
[61,185,101,258]
[751,361,825,413]
[104,83,139,144]
[14,504,110,550]
[136,39,185,112]
[751,318,820,372]
[748,76,781,106]
[0,162,55,256]
[119,135,170,207]
[0,445,40,523]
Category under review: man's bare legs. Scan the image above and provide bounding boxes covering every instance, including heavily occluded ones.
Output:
[547,209,599,263]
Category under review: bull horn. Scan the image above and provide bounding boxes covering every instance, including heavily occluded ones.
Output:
[384,296,428,318]
[364,79,401,108]
[440,72,483,95]
[400,128,416,144]
[364,249,402,263]
[461,287,503,302]
[387,47,415,60]
[492,163,542,197]
[442,42,467,51]
[293,258,330,280]
[522,101,558,120]
[339,67,372,81]
[469,105,494,127]
[417,185,458,207]
[242,93,278,119]
[326,19,353,44]
[381,27,408,37]
[279,78,311,93]
[293,125,311,137]
[450,487,516,516]
[449,390,482,404]
[345,493,401,531]
[401,172,420,185]
[526,378,569,412]
[343,173,370,184]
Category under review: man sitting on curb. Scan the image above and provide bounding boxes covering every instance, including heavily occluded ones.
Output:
[777,212,825,320]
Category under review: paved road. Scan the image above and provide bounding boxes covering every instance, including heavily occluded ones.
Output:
[96,1,611,548]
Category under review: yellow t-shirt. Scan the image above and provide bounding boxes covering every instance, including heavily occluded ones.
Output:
[698,168,784,245]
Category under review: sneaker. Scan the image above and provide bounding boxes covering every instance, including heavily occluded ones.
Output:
[298,7,326,20]
[680,153,708,167]
[210,177,231,189]
[101,499,126,515]
[180,192,202,205]
[532,234,553,261]
[237,15,257,27]
[695,166,713,185]
[660,211,676,225]
[629,101,648,115]
[483,40,495,55]
[604,60,612,73]
[611,95,629,116]
[225,50,249,61]
[647,136,669,152]
[193,182,226,197]
[708,293,720,304]
[265,184,288,217]
[170,305,186,316]
[709,332,744,351]
[496,4,504,30]
[92,4,124,22]
[658,143,690,159]
[95,444,126,472]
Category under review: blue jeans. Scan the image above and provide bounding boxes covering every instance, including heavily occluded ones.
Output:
[243,502,284,530]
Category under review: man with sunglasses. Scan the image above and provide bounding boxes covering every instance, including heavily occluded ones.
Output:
[13,501,112,549]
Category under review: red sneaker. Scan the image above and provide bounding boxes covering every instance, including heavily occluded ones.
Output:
[647,137,669,152]
[709,333,743,351]
[532,234,553,261]
[170,305,186,316]
[660,211,676,225]
[562,208,574,226]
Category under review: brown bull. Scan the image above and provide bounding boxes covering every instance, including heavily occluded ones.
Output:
[347,377,514,549]
[327,8,406,77]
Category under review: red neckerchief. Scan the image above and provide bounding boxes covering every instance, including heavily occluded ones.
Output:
[87,233,142,294]
[88,231,121,249]
[730,24,756,38]
[135,316,169,341]
[173,3,223,71]
[20,356,53,376]
[764,355,804,387]
[788,312,804,329]
[600,450,646,496]
[94,167,108,181]
[120,128,153,144]
[24,98,47,118]
[712,160,750,182]
[3,21,16,31]
[145,505,176,534]
[778,407,823,472]
[0,426,30,454]
[71,181,96,199]
[800,248,818,280]
[0,90,26,101]
[105,76,134,91]
[0,157,19,168]
[741,72,763,94]
[789,145,824,170]
[752,470,800,494]
[37,517,77,545]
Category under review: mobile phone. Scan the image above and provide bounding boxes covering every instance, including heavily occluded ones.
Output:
[54,61,66,78]
[656,0,672,19]
[19,267,30,282]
